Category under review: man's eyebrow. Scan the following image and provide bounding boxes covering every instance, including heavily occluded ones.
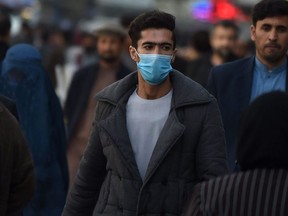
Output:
[261,23,288,29]
[276,25,288,29]
[142,42,173,46]
[261,23,272,27]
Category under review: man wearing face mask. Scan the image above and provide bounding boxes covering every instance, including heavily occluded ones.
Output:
[63,10,227,216]
[64,23,130,190]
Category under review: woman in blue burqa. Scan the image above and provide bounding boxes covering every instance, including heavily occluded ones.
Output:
[0,44,68,216]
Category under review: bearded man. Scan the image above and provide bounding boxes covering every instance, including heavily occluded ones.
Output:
[207,0,288,171]
[64,23,130,188]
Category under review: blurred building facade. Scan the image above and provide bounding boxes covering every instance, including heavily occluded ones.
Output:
[36,0,257,26]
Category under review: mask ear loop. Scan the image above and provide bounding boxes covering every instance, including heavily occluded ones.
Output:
[170,55,175,63]
[130,46,140,59]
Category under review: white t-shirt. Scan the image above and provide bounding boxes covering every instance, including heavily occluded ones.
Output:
[126,89,172,180]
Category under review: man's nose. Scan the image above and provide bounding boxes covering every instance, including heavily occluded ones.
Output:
[154,45,161,54]
[268,29,278,41]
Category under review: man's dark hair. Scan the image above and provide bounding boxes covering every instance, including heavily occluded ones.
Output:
[128,10,176,49]
[252,0,288,26]
[212,20,239,37]
[0,10,11,38]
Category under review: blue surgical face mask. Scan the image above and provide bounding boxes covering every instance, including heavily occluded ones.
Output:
[134,48,173,85]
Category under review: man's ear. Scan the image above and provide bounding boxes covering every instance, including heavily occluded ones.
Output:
[129,46,139,63]
[250,25,256,42]
[171,49,177,63]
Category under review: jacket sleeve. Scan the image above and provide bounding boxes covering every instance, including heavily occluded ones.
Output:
[196,96,228,181]
[5,108,35,216]
[62,102,108,216]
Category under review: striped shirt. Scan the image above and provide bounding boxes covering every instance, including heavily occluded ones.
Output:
[185,169,288,216]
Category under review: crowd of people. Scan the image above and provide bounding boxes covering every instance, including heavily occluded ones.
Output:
[1,0,288,215]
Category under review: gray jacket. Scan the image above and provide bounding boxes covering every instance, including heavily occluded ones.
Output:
[62,70,228,216]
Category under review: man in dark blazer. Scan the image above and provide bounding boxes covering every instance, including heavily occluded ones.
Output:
[207,0,288,171]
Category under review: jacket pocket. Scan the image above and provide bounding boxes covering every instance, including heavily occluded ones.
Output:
[94,171,112,213]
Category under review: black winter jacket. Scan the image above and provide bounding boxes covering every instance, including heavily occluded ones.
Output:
[0,103,35,216]
[63,70,228,216]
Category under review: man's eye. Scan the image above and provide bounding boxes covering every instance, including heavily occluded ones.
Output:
[262,26,271,32]
[278,27,287,33]
[162,45,172,51]
[144,45,153,50]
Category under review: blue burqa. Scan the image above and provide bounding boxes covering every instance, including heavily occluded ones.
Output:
[0,44,68,216]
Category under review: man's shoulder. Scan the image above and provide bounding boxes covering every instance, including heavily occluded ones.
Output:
[96,72,137,104]
[73,63,99,79]
[212,56,254,76]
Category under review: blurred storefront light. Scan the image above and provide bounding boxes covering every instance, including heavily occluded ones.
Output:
[190,0,213,21]
[97,0,155,9]
[215,1,238,20]
[21,7,33,19]
[189,0,248,22]
[236,0,259,6]
[9,0,41,36]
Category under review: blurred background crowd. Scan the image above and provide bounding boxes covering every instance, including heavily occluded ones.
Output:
[0,0,257,107]
[0,0,276,215]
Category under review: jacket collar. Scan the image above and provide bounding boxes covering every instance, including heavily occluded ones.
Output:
[96,70,211,108]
